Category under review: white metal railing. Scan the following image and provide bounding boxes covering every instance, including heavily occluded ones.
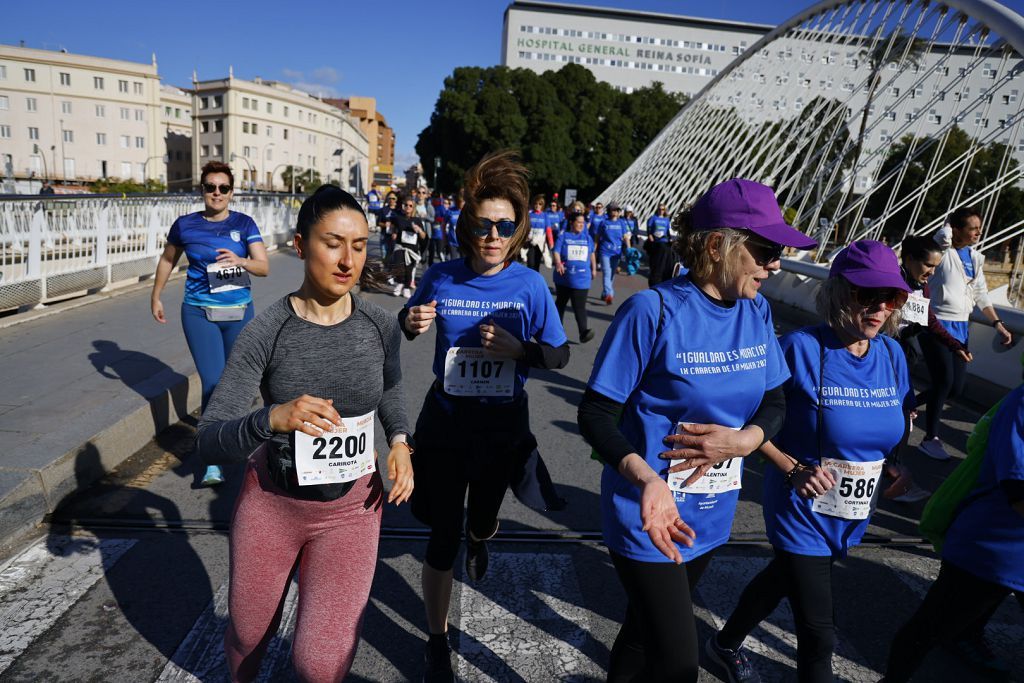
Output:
[0,194,305,311]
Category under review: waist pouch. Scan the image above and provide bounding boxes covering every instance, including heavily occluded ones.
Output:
[266,438,355,501]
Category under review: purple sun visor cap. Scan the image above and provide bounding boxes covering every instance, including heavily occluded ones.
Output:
[691,179,818,249]
[830,240,912,292]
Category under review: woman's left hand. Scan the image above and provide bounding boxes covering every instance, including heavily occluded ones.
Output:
[215,249,246,268]
[386,444,414,505]
[660,424,761,474]
[479,320,524,359]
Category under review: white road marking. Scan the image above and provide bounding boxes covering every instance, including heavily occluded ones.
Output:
[695,556,878,682]
[157,579,299,682]
[0,533,135,674]
[456,552,602,682]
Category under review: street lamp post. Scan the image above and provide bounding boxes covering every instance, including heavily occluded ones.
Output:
[59,119,67,181]
[230,152,255,192]
[269,163,292,193]
[143,154,169,189]
[32,143,49,184]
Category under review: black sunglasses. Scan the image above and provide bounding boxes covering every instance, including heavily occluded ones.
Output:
[202,183,232,194]
[852,286,909,309]
[470,218,517,239]
[745,238,785,266]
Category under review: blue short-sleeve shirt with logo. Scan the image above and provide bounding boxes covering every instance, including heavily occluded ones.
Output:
[166,211,262,307]
[553,231,595,290]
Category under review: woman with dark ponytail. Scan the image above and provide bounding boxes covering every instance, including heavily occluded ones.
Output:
[195,185,414,682]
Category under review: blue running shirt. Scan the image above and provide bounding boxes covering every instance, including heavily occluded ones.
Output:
[588,276,790,562]
[944,384,1024,592]
[407,259,567,401]
[647,216,672,243]
[553,231,595,290]
[446,209,461,249]
[597,218,628,257]
[763,325,912,557]
[166,211,262,307]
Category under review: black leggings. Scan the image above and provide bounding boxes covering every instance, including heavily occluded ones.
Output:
[916,331,967,440]
[607,549,716,683]
[428,238,445,265]
[554,284,589,337]
[885,560,1024,682]
[717,549,835,683]
[646,241,674,287]
[526,244,544,271]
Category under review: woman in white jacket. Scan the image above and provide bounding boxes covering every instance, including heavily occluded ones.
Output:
[918,207,1012,460]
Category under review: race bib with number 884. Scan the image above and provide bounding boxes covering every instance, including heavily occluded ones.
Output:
[294,410,376,486]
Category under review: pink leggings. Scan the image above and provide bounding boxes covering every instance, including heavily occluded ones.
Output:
[225,447,383,682]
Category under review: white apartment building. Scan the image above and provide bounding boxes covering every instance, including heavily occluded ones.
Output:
[503,1,1024,189]
[0,44,166,188]
[160,84,193,190]
[191,73,369,193]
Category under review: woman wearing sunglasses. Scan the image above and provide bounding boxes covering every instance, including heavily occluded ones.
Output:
[708,240,913,683]
[579,179,814,682]
[401,151,569,682]
[151,161,269,486]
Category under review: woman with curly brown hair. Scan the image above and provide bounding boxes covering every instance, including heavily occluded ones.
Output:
[400,151,570,682]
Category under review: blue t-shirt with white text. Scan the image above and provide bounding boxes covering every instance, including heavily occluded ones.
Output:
[406,259,567,401]
[597,218,628,257]
[647,216,672,243]
[589,213,607,240]
[588,276,790,562]
[553,231,595,290]
[166,211,262,307]
[763,325,912,557]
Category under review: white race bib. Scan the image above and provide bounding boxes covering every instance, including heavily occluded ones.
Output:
[566,244,588,261]
[902,293,929,326]
[443,347,515,397]
[400,230,418,246]
[206,263,251,293]
[667,424,744,494]
[293,411,376,486]
[811,457,884,520]
[653,229,666,238]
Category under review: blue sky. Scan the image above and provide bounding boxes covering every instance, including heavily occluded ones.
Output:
[5,0,1022,169]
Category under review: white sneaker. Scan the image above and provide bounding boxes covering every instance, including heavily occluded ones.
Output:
[392,284,402,297]
[402,287,412,298]
[891,484,932,503]
[919,437,951,461]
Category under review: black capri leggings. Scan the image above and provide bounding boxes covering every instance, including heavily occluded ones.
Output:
[607,549,716,683]
[554,284,588,337]
[717,549,836,683]
[916,331,967,440]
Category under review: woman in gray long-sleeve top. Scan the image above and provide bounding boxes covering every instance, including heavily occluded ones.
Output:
[195,186,414,682]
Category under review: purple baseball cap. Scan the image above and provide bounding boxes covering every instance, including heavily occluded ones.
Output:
[829,240,912,291]
[691,178,818,249]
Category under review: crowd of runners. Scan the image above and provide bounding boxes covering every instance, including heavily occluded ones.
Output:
[153,157,1021,682]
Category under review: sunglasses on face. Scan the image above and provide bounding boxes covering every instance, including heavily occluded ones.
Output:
[745,239,785,266]
[470,217,517,239]
[202,183,232,194]
[852,286,909,309]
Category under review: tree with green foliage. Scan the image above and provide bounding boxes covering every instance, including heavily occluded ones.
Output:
[90,177,166,194]
[416,64,686,200]
[864,126,1024,247]
[279,165,322,194]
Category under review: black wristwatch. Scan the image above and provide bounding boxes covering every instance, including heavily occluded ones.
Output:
[992,319,1004,328]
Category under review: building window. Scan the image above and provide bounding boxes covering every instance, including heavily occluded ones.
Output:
[63,129,73,143]
[266,125,272,137]
[242,97,250,109]
[243,122,249,133]
[28,127,40,140]
[95,104,105,117]
[213,144,222,156]
[120,107,129,120]
[200,96,209,109]
[120,135,130,148]
[266,102,272,114]
[133,82,143,94]
[119,79,129,93]
[212,96,222,107]
[94,76,104,89]
[121,161,132,178]
[252,123,258,135]
[26,97,37,112]
[0,65,6,80]
[135,136,145,148]
[0,125,10,139]
[61,101,72,114]
[24,68,36,82]
[59,72,71,86]
[96,132,106,145]
[175,107,182,118]
[201,145,210,156]
[243,146,251,157]
[0,95,7,110]
[200,121,210,133]
[251,99,258,110]
[135,109,144,121]
[283,105,289,117]
[164,105,171,116]
[214,119,223,132]
[283,128,289,140]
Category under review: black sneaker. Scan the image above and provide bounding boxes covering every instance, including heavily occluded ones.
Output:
[465,535,489,581]
[580,329,595,343]
[423,634,454,683]
[706,634,760,683]
[948,636,1011,675]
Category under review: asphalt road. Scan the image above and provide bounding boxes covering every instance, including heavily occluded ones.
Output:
[0,250,1020,682]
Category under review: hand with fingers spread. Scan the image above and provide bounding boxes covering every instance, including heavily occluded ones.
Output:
[405,300,438,336]
[790,464,836,499]
[269,394,342,437]
[660,423,761,487]
[479,319,525,359]
[386,443,414,505]
[639,475,696,563]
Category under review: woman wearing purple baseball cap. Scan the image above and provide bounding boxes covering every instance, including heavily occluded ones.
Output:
[708,240,914,683]
[579,178,816,681]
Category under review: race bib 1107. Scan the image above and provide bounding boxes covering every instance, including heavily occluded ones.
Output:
[293,411,376,486]
[667,423,744,495]
[811,457,884,520]
[443,347,515,397]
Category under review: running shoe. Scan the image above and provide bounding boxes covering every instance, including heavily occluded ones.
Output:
[581,329,595,343]
[465,535,489,582]
[200,465,225,487]
[423,634,455,683]
[918,437,951,461]
[948,636,1011,675]
[393,284,403,297]
[402,287,412,299]
[602,295,613,306]
[890,484,932,503]
[706,634,760,683]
